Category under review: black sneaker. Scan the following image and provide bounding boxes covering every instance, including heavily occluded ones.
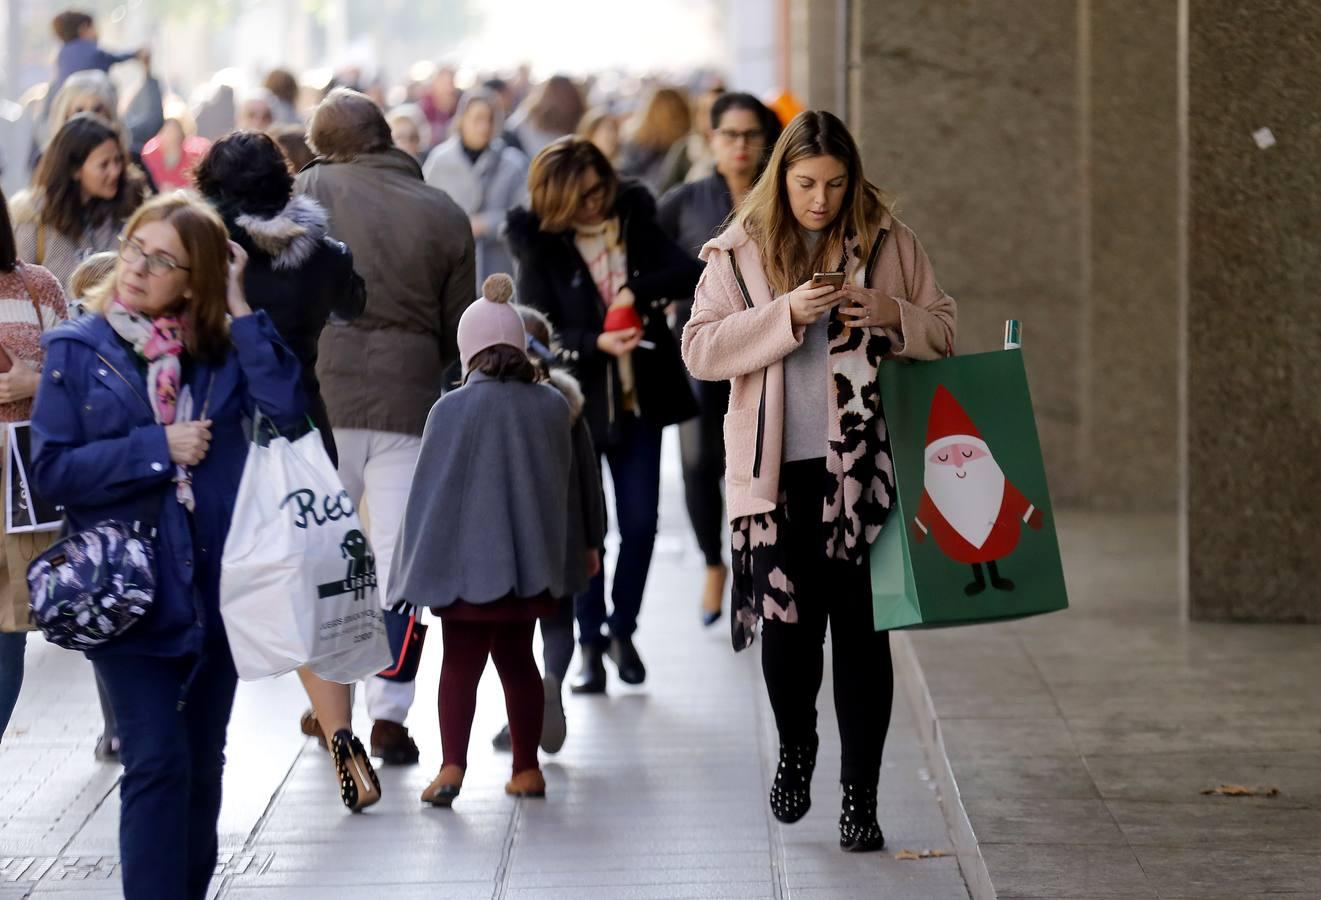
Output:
[491,723,512,752]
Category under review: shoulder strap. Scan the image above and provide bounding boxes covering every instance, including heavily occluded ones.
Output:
[726,249,755,311]
[724,248,767,479]
[34,224,45,267]
[863,227,889,286]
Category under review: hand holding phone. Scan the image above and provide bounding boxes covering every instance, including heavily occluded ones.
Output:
[788,278,842,327]
[810,271,845,290]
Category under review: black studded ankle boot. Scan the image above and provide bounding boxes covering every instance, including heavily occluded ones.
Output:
[839,782,885,852]
[769,737,818,823]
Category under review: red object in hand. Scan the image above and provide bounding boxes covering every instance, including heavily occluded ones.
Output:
[0,344,12,374]
[603,304,643,333]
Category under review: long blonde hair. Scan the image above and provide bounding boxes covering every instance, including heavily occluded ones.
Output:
[735,110,889,297]
[85,193,232,362]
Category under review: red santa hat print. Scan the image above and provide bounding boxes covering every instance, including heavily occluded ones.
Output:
[925,385,990,456]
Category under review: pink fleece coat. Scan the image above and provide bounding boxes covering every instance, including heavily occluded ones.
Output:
[681,212,957,522]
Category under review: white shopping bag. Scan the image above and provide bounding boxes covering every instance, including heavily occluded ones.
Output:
[220,423,392,682]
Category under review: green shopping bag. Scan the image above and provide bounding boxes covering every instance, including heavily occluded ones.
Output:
[871,349,1068,630]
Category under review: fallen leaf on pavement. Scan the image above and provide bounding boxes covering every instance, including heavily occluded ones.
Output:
[896,849,952,860]
[1201,784,1279,797]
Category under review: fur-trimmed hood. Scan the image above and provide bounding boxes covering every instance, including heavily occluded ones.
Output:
[505,179,657,261]
[234,195,330,271]
[547,367,585,422]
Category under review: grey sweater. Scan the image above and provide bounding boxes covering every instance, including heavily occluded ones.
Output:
[782,230,829,462]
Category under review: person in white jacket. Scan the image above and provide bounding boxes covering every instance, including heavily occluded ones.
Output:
[423,89,529,283]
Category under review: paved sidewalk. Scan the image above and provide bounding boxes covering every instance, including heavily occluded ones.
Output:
[906,512,1321,899]
[1,436,971,899]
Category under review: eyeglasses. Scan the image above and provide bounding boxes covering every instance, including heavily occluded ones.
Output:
[715,128,765,145]
[118,237,190,277]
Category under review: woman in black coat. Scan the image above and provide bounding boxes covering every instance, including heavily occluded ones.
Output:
[193,131,379,812]
[194,131,365,464]
[506,137,700,694]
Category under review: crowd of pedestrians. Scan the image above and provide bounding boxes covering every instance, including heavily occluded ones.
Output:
[0,9,959,899]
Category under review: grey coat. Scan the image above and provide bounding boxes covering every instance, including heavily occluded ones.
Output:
[387,372,575,610]
[422,91,529,284]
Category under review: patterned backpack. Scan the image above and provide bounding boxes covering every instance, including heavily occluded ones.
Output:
[27,520,157,651]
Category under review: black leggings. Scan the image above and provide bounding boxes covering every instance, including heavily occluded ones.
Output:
[759,459,894,786]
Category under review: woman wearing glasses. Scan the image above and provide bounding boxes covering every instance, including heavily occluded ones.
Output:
[30,192,304,899]
[9,114,148,290]
[506,137,700,694]
[658,92,780,627]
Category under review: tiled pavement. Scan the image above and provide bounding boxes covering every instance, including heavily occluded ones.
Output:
[9,451,1316,899]
[0,434,971,899]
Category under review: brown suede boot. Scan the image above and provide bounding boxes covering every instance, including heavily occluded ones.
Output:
[505,768,546,798]
[701,564,728,627]
[421,764,465,807]
[300,709,327,750]
[370,720,420,765]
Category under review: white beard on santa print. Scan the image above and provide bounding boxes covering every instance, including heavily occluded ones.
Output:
[924,439,1007,549]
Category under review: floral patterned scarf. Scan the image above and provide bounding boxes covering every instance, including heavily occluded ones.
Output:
[106,299,197,511]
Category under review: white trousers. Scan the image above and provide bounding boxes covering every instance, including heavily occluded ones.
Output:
[335,428,423,725]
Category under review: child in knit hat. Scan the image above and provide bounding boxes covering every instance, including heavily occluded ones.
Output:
[486,303,605,756]
[389,274,586,805]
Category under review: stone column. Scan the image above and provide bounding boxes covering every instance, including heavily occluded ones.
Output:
[1183,1,1321,622]
[1080,0,1181,510]
[789,0,844,113]
[847,1,1087,502]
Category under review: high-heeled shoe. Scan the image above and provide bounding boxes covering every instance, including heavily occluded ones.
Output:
[769,736,818,823]
[329,730,380,812]
[421,764,465,807]
[700,564,727,627]
[839,782,886,852]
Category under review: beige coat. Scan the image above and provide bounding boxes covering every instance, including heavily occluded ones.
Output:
[682,213,956,522]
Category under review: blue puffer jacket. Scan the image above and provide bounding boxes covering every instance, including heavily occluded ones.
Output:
[30,311,305,660]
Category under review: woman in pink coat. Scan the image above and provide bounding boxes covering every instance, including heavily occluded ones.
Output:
[682,111,956,853]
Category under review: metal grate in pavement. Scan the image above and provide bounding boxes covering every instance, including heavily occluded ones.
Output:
[0,852,271,883]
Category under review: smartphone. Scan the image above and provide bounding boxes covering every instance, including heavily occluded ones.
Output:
[811,271,845,290]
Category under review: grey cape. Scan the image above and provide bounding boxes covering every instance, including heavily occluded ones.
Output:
[387,372,574,610]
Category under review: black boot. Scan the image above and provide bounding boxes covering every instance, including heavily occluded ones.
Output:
[964,563,987,596]
[839,782,885,852]
[570,644,607,694]
[769,737,818,824]
[606,635,646,685]
[987,560,1016,591]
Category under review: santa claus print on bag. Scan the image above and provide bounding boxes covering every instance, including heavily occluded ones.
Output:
[910,385,1045,596]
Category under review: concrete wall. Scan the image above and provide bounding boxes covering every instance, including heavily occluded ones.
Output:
[847,1,1088,504]
[1080,1,1181,511]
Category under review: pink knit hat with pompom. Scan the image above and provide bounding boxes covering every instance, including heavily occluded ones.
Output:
[457,274,527,373]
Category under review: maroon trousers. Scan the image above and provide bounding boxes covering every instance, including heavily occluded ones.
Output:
[438,618,543,774]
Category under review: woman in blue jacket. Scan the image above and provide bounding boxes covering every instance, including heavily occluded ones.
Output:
[30,192,305,900]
